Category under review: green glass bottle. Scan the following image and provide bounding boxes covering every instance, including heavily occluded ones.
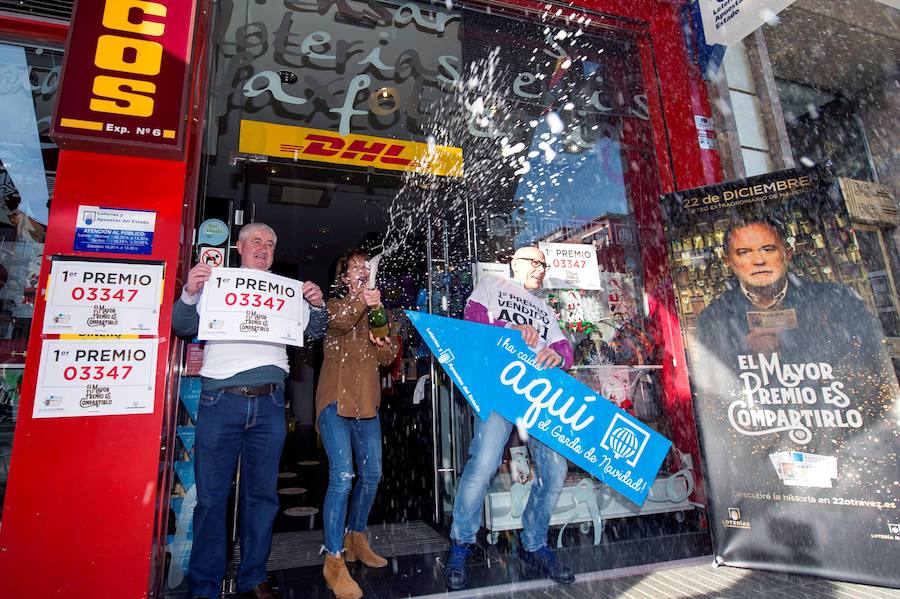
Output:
[368,304,390,339]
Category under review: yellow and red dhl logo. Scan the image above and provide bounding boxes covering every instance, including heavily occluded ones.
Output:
[239,121,463,177]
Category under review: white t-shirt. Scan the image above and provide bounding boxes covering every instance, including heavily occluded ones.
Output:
[467,275,566,352]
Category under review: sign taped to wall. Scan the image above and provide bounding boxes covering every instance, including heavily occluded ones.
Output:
[74,206,157,255]
[33,338,158,418]
[539,243,602,290]
[43,259,164,335]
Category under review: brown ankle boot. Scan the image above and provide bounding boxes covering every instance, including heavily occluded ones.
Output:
[323,554,363,599]
[343,530,388,568]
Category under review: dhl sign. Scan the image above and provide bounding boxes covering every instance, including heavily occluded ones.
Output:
[239,120,464,178]
[50,0,198,159]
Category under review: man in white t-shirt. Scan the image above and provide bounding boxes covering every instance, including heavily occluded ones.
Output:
[172,223,326,599]
[444,246,575,591]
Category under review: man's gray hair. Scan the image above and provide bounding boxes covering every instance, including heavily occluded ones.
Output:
[238,222,277,243]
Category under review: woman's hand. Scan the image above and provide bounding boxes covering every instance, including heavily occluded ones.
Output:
[369,331,391,346]
[362,288,382,307]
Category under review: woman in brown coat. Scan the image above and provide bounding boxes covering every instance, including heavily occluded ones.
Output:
[317,249,397,599]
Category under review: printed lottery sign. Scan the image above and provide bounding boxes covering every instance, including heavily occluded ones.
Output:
[43,260,164,335]
[198,268,309,346]
[33,338,157,418]
[539,242,602,290]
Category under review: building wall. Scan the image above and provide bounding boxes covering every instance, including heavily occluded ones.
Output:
[710,0,899,195]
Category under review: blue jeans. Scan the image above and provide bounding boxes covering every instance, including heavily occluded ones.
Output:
[188,388,286,599]
[450,411,568,551]
[318,403,383,555]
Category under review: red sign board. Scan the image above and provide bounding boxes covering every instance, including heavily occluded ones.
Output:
[50,0,197,159]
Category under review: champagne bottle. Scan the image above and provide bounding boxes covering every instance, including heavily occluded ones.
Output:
[365,252,390,339]
[368,304,390,339]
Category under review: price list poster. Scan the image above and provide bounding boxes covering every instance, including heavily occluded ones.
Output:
[33,258,163,418]
[661,167,900,586]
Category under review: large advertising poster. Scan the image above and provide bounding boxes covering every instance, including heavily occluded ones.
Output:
[662,167,900,586]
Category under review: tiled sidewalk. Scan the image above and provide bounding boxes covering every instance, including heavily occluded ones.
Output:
[415,557,900,599]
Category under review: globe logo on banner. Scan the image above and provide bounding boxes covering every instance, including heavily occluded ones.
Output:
[600,413,651,467]
[406,311,672,505]
[610,427,639,461]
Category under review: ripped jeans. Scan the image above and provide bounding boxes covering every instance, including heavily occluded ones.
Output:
[318,403,383,554]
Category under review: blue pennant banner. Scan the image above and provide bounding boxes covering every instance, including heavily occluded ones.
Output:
[407,311,672,505]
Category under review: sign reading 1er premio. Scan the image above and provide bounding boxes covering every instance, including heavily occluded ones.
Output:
[33,338,157,418]
[198,268,309,347]
[44,260,164,335]
[539,242,602,290]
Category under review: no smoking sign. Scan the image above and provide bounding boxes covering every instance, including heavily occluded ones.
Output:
[200,247,225,267]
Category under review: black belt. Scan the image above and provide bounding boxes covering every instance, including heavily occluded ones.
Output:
[221,383,278,397]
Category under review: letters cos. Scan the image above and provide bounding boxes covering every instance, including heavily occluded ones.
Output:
[91,0,171,118]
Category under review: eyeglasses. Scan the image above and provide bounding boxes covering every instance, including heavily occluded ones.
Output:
[515,257,549,271]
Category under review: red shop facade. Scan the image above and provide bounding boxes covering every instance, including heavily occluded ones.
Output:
[0,0,722,596]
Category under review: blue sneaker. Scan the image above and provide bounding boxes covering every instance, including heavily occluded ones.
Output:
[518,544,575,584]
[444,541,471,591]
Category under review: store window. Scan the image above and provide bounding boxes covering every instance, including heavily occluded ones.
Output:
[0,41,61,510]
[775,79,874,181]
[452,7,694,549]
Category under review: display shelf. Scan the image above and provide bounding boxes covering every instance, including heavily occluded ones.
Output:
[483,456,696,547]
[166,485,197,589]
[569,365,664,420]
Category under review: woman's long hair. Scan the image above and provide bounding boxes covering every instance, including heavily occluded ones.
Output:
[330,248,369,299]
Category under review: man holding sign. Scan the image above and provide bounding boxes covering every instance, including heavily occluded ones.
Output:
[172,223,326,599]
[444,246,575,591]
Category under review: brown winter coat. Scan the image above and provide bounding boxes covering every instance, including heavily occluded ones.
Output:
[315,294,397,424]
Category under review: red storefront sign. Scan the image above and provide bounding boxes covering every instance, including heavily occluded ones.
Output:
[50,0,197,158]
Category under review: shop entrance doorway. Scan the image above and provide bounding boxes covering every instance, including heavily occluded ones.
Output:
[206,161,473,574]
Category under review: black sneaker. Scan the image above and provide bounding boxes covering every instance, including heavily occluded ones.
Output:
[444,540,471,591]
[518,544,575,584]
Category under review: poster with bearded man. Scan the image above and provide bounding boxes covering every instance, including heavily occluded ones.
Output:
[662,167,899,586]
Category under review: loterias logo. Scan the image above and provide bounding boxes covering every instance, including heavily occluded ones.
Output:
[406,311,671,505]
[871,523,900,542]
[723,507,751,529]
